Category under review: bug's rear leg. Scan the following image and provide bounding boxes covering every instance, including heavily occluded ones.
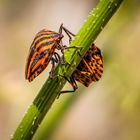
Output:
[49,63,78,98]
[57,74,78,98]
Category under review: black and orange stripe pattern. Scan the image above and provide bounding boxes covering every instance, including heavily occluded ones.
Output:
[72,43,103,87]
[25,29,63,82]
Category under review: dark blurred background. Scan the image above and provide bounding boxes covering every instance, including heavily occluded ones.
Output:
[0,0,140,140]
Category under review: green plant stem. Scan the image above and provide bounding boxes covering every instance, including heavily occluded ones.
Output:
[33,95,77,140]
[12,0,123,139]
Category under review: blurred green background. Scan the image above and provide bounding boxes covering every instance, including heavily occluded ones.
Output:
[0,0,140,140]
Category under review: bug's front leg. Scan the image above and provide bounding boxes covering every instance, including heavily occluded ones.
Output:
[49,57,58,79]
[49,52,64,79]
[49,58,55,79]
[59,24,75,44]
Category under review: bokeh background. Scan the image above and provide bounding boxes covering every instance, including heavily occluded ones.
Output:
[0,0,140,140]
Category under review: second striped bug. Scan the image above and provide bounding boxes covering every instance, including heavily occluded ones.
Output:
[60,43,103,94]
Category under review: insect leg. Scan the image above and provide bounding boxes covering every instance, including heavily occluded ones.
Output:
[58,24,64,47]
[62,26,75,43]
[59,23,63,35]
[59,24,75,43]
[49,57,56,79]
[49,52,64,79]
[54,52,64,64]
[49,54,61,79]
[61,75,78,93]
[62,26,75,37]
[60,45,78,55]
[57,74,78,98]
[53,52,59,62]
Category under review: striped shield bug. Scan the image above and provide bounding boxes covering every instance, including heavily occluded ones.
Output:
[25,24,75,82]
[60,43,103,94]
[25,24,103,97]
[72,43,103,86]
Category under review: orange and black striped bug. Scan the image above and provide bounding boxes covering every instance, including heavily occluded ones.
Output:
[60,43,103,94]
[25,24,103,96]
[25,24,75,82]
